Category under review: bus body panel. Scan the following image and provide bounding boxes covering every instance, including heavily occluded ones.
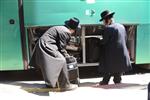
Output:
[0,0,150,70]
[0,0,23,70]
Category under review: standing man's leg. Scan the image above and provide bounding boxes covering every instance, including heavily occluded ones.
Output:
[113,73,122,84]
[99,73,111,85]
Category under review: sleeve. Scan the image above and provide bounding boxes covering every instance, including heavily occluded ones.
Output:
[57,32,71,57]
[60,49,70,57]
[101,27,110,45]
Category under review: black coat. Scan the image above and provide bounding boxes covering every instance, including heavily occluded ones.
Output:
[29,26,71,87]
[99,23,132,73]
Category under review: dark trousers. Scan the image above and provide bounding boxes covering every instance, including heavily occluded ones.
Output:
[102,73,122,84]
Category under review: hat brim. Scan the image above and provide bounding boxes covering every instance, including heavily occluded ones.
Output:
[99,12,115,21]
[65,20,69,27]
[65,20,81,30]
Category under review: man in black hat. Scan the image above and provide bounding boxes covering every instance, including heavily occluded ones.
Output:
[98,10,132,85]
[29,17,80,90]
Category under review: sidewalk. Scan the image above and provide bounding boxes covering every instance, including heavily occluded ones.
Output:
[0,73,149,100]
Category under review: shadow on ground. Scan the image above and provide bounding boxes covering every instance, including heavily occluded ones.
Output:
[79,82,147,90]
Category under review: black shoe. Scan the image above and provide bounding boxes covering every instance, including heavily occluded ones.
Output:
[114,79,121,84]
[99,81,108,85]
[114,81,121,84]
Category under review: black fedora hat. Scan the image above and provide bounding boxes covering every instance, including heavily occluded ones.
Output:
[99,10,115,21]
[65,17,80,30]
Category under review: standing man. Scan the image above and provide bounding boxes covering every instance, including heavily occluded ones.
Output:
[29,17,80,90]
[98,10,132,85]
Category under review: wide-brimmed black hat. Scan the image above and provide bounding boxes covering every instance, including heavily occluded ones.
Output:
[65,17,80,30]
[99,10,115,21]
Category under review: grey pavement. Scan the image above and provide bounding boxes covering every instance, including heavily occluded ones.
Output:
[0,73,150,100]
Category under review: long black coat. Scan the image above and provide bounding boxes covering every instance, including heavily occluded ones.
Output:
[99,23,132,73]
[29,26,71,87]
